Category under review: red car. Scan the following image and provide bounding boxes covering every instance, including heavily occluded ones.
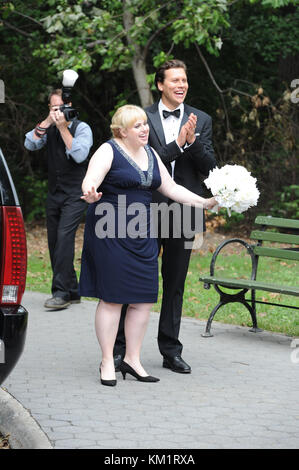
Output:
[0,148,28,385]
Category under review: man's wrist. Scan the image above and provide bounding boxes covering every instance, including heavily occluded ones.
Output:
[40,117,52,128]
[34,122,48,139]
[58,122,70,133]
[176,137,186,148]
[175,139,185,153]
[186,132,199,145]
[186,136,196,145]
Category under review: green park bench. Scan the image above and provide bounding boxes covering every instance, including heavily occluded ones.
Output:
[199,215,299,337]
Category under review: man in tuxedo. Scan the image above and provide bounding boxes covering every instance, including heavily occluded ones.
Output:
[114,59,216,373]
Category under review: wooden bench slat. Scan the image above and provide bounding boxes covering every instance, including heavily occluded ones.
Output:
[199,276,299,296]
[250,230,299,245]
[253,246,299,261]
[255,216,299,229]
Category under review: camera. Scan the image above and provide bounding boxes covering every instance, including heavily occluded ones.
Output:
[60,70,79,121]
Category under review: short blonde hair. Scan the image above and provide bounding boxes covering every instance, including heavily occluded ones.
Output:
[110,105,147,138]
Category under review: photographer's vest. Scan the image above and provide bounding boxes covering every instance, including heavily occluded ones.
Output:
[46,119,88,195]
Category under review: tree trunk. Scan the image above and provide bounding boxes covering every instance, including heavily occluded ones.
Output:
[123,1,154,108]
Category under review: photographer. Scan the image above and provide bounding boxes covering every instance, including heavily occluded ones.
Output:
[24,87,93,309]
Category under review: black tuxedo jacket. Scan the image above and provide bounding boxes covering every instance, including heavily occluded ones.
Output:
[145,102,216,205]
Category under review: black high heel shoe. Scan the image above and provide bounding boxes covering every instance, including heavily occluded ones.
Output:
[99,364,117,387]
[119,361,160,382]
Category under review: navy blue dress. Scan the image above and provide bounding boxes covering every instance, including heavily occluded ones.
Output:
[79,139,162,303]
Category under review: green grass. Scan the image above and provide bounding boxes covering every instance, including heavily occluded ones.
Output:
[26,247,299,337]
[26,253,52,295]
[156,248,299,337]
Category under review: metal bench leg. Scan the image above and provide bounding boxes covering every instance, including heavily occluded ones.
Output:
[201,301,226,338]
[247,290,263,333]
[242,300,263,333]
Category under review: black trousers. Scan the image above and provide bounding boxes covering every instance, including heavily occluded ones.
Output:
[114,233,194,358]
[46,190,86,301]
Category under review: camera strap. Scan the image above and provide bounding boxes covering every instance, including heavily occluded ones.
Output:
[69,118,81,137]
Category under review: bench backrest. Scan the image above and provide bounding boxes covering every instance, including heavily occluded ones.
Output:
[250,216,299,261]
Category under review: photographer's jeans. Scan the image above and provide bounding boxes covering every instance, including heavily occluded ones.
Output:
[46,190,86,300]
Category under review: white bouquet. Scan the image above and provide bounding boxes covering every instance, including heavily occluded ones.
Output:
[204,164,260,215]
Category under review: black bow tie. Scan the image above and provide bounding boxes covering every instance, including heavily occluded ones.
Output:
[162,109,180,119]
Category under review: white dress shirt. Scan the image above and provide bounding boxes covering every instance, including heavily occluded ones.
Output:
[158,100,184,179]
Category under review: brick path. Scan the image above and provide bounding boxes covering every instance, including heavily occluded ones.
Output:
[3,291,299,449]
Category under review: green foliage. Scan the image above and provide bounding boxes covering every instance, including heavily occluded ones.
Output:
[230,6,299,64]
[270,185,299,219]
[153,51,173,69]
[212,209,246,232]
[211,79,298,221]
[146,51,174,90]
[0,0,298,222]
[21,176,48,222]
[251,0,297,6]
[32,0,229,89]
[172,0,230,54]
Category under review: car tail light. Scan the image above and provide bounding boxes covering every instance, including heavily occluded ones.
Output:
[0,206,27,305]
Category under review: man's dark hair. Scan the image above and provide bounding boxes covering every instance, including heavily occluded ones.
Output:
[154,60,187,90]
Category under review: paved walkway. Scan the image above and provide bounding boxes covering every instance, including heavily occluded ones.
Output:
[2,291,299,449]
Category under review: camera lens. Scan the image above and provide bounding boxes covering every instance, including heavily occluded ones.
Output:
[67,109,78,121]
[61,107,78,121]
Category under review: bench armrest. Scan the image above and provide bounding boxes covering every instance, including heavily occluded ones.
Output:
[209,238,257,280]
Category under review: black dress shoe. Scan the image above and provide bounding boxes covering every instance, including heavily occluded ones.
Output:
[44,297,70,309]
[162,356,191,374]
[114,354,124,372]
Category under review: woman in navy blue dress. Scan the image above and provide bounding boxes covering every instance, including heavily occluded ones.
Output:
[80,105,217,386]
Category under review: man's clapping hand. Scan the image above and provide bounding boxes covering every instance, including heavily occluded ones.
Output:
[176,113,198,147]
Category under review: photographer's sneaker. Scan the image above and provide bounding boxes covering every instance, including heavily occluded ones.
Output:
[44,297,70,309]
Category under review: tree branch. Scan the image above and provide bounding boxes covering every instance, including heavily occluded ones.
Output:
[143,19,177,60]
[11,10,43,27]
[195,43,223,94]
[2,20,32,37]
[85,38,108,49]
[195,43,231,135]
[167,41,175,56]
[85,30,126,49]
[77,90,109,124]
[195,44,253,98]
